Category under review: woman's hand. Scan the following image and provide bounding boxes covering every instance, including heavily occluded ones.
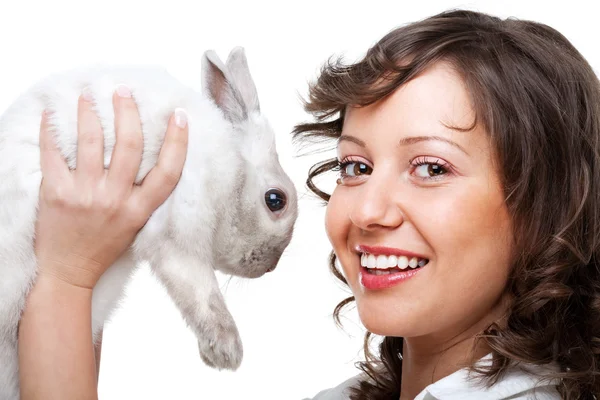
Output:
[18,86,189,400]
[35,87,189,289]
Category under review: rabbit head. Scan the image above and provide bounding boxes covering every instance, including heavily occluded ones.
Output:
[202,48,298,279]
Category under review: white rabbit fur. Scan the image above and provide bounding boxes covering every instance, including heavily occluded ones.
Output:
[0,47,298,399]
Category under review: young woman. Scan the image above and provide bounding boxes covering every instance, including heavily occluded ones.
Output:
[18,9,600,400]
[297,9,600,400]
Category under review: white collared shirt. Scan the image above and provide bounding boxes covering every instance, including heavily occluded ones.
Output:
[305,356,561,400]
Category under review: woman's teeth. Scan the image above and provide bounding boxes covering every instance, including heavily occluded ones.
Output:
[360,253,428,271]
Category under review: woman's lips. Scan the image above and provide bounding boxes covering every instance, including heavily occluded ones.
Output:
[353,244,429,290]
[359,266,423,290]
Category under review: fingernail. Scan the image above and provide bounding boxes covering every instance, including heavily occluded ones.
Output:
[115,84,132,98]
[174,108,188,128]
[82,87,94,102]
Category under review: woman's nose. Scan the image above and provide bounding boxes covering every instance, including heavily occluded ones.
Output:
[348,174,404,232]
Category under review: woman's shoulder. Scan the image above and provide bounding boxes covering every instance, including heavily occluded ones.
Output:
[418,356,562,400]
[303,375,362,400]
[302,358,562,400]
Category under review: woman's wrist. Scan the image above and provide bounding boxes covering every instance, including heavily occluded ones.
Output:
[36,257,104,290]
[29,270,95,303]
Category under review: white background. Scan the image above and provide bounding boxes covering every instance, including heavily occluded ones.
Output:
[0,1,597,399]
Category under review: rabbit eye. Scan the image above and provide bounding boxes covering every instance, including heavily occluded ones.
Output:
[265,189,286,212]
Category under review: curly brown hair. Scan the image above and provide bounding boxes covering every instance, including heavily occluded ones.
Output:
[293,9,600,400]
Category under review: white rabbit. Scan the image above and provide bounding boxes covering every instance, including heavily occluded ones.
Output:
[0,47,298,399]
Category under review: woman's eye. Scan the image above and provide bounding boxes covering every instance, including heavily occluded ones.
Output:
[340,161,372,177]
[412,160,449,179]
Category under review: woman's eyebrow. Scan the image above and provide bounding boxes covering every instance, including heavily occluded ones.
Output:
[399,136,469,156]
[338,134,469,156]
[338,135,366,147]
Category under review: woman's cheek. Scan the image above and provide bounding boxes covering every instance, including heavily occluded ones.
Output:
[325,189,357,283]
[324,189,346,251]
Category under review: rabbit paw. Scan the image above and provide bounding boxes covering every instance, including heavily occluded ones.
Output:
[197,315,243,370]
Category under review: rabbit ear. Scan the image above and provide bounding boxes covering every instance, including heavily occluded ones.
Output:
[202,50,247,123]
[225,47,260,113]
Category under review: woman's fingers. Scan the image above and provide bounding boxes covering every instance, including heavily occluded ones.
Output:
[107,85,144,193]
[74,91,105,182]
[133,108,188,216]
[39,111,70,186]
[39,91,188,234]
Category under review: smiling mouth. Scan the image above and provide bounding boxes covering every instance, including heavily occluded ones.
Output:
[360,253,429,275]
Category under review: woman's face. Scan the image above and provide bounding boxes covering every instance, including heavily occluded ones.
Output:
[325,62,514,341]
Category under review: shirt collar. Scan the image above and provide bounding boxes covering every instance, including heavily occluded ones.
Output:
[415,354,560,400]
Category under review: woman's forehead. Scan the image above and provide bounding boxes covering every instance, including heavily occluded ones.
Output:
[341,62,482,147]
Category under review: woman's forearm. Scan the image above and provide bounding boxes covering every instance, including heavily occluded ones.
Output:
[18,271,98,400]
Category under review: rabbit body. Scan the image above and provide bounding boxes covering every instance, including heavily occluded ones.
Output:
[0,48,297,399]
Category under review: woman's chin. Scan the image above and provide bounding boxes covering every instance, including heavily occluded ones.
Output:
[355,297,426,338]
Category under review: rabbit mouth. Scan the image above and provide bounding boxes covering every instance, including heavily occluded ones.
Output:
[215,242,284,278]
